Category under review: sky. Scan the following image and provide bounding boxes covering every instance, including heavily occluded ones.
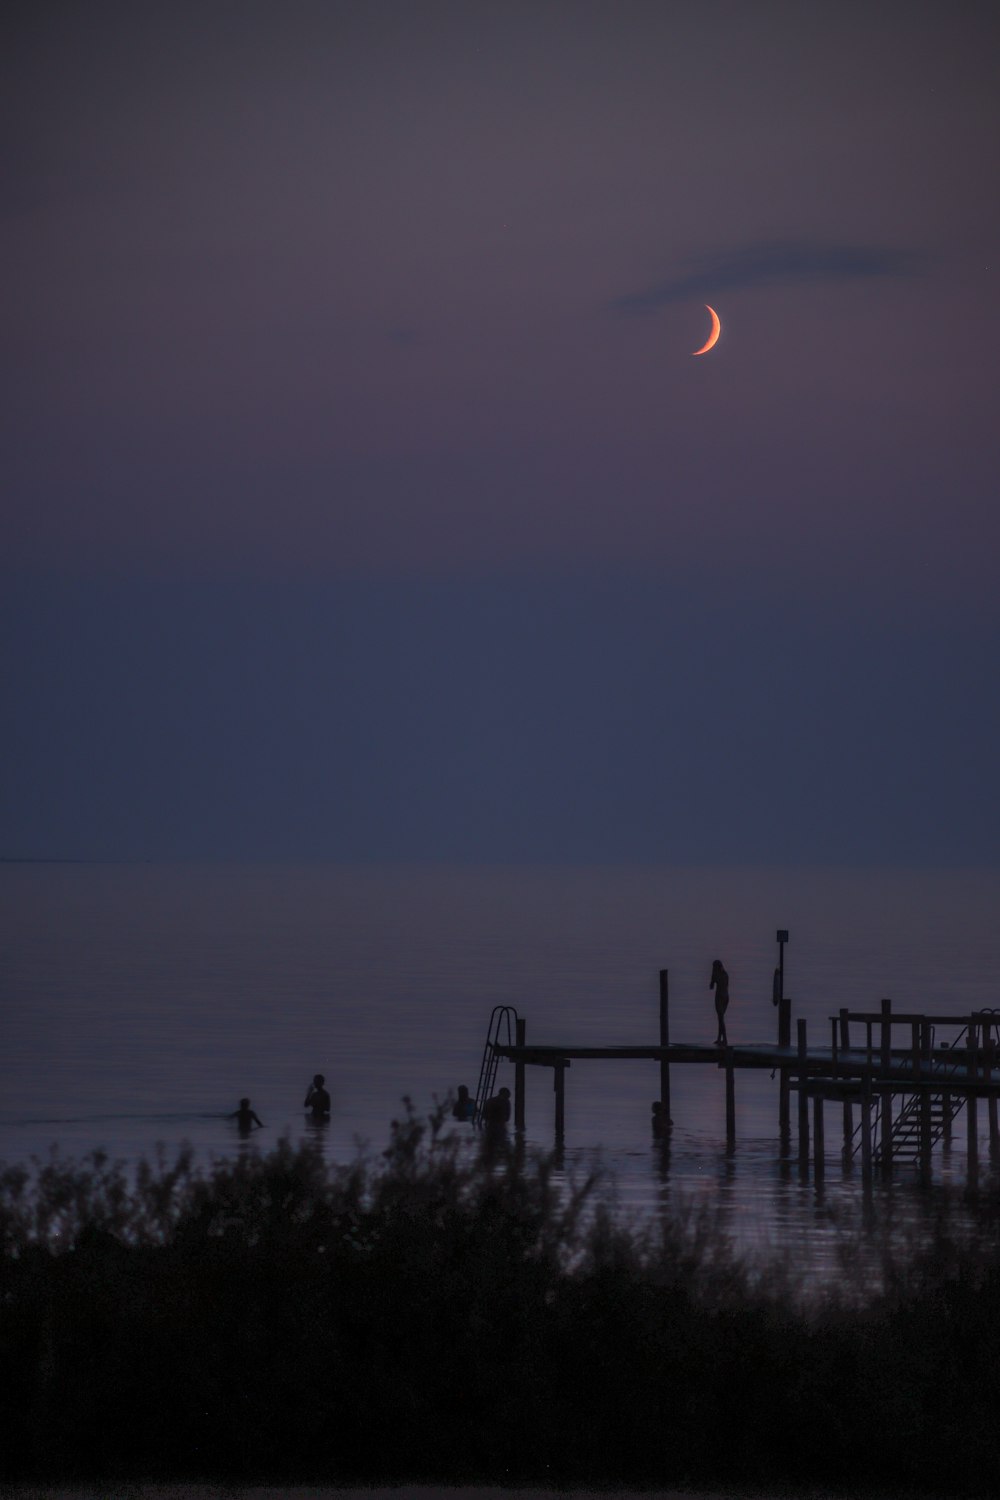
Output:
[3,0,999,864]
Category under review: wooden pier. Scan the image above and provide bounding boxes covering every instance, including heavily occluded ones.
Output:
[478,962,1000,1184]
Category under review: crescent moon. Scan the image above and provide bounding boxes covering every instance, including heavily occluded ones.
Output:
[692,304,721,356]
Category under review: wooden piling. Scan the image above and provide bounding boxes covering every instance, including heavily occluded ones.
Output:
[797,1019,809,1167]
[919,1020,932,1184]
[967,1017,979,1180]
[860,1074,873,1188]
[814,1092,825,1183]
[778,960,791,1141]
[659,969,671,1126]
[839,1008,852,1164]
[877,999,893,1176]
[514,1017,526,1131]
[880,997,892,1074]
[779,1070,791,1144]
[987,1034,999,1155]
[725,1048,736,1149]
[553,1059,566,1142]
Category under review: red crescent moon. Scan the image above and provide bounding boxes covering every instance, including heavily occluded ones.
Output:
[692,304,721,356]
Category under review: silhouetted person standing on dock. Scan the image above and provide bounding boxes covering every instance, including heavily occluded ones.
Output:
[230,1098,264,1134]
[710,959,730,1046]
[304,1074,331,1122]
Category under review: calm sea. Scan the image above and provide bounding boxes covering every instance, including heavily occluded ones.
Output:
[3,862,1000,1272]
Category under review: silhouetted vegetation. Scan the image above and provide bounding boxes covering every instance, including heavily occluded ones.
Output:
[1,1104,999,1495]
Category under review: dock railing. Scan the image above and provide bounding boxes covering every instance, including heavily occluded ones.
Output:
[838,1007,1000,1171]
[473,1005,518,1125]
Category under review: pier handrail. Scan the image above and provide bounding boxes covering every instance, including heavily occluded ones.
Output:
[473,1005,518,1126]
[835,1009,1000,1029]
[850,1015,982,1167]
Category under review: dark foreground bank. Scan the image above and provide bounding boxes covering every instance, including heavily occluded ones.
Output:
[1,1107,999,1497]
[0,1488,949,1500]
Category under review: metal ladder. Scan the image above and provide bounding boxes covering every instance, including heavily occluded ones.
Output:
[852,1013,1000,1166]
[473,1005,518,1125]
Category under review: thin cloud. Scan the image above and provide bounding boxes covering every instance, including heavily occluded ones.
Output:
[613,240,919,313]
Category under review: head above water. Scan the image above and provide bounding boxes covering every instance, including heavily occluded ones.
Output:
[313,1074,325,1086]
[457,1084,470,1098]
[498,1087,510,1099]
[239,1097,250,1108]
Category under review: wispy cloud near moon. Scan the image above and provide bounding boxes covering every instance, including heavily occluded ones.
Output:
[613,240,918,313]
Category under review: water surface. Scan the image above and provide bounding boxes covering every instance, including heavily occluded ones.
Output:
[3,862,999,1272]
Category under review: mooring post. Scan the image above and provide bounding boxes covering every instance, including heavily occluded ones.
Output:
[725,1048,736,1150]
[514,1017,526,1132]
[797,1019,809,1167]
[967,1016,979,1182]
[658,968,671,1126]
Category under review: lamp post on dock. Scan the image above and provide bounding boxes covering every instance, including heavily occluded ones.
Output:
[775,929,789,1047]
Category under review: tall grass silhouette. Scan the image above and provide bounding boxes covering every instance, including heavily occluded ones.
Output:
[1,1099,998,1493]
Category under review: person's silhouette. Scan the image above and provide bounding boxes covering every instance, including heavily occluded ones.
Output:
[303,1073,331,1121]
[451,1084,475,1121]
[230,1097,264,1134]
[710,959,730,1046]
[482,1086,511,1129]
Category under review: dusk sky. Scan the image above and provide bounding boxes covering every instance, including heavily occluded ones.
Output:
[4,0,999,863]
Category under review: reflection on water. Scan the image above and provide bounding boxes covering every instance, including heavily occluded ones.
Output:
[542,1126,1000,1294]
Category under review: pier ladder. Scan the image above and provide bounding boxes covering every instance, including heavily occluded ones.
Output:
[474,1005,518,1125]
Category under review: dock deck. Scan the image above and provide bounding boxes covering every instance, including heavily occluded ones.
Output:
[476,972,1000,1183]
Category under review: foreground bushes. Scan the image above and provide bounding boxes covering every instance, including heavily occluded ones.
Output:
[1,1106,999,1494]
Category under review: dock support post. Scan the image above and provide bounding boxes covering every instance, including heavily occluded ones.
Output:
[779,1070,791,1146]
[777,935,790,1146]
[553,1059,566,1144]
[880,998,892,1074]
[797,1019,809,1168]
[919,1020,932,1185]
[839,1009,852,1167]
[777,930,790,1049]
[725,1049,736,1151]
[658,969,671,1127]
[514,1018,526,1132]
[987,1033,999,1157]
[814,1092,825,1184]
[860,1074,873,1189]
[967,1017,979,1184]
[879,998,894,1176]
